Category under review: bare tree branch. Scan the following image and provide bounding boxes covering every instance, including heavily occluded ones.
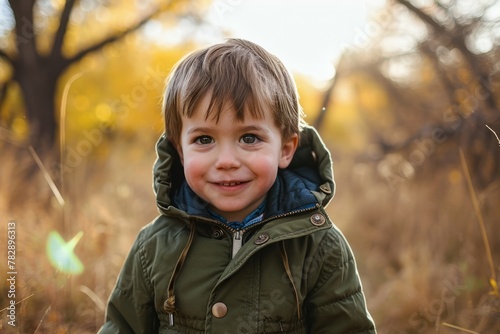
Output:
[51,0,76,59]
[396,0,498,112]
[395,0,449,36]
[0,79,12,120]
[313,75,337,131]
[8,0,38,67]
[0,49,13,66]
[433,0,449,12]
[355,120,459,162]
[63,5,166,70]
[314,54,347,130]
[419,41,457,106]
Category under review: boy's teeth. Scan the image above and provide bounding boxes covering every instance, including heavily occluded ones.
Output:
[222,182,240,186]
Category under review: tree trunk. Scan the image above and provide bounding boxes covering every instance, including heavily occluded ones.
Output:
[4,0,168,155]
[14,56,59,153]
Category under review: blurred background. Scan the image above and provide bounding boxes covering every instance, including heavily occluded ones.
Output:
[0,0,499,332]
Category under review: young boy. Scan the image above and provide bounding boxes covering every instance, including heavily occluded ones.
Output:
[99,38,376,333]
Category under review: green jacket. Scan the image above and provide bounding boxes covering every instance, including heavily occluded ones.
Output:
[99,126,376,333]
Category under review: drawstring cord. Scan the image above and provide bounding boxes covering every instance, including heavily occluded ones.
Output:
[164,221,196,326]
[279,241,302,320]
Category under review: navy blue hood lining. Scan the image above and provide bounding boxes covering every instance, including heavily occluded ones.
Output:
[172,169,319,221]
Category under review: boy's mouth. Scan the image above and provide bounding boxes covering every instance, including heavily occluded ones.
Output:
[220,181,242,186]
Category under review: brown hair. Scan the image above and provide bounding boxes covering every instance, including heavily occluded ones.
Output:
[162,38,305,144]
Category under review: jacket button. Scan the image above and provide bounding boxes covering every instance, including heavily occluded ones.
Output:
[319,183,332,194]
[254,233,270,245]
[212,302,228,318]
[310,213,326,226]
[212,228,224,239]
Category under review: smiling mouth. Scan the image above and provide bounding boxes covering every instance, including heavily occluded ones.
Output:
[219,181,243,186]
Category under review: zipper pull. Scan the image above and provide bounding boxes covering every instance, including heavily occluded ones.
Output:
[232,230,243,258]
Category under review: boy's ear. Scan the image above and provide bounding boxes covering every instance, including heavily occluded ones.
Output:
[279,133,299,169]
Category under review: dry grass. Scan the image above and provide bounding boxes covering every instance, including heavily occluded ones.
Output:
[329,138,500,333]
[0,137,158,333]
[0,132,499,333]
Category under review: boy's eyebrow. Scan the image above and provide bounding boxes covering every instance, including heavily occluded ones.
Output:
[236,125,269,133]
[187,127,212,135]
[186,125,270,134]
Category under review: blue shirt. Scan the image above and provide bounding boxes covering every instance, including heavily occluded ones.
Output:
[208,200,266,230]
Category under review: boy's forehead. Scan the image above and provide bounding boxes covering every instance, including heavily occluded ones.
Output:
[186,106,268,125]
[189,93,272,123]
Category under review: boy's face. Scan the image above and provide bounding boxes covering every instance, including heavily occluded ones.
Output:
[177,94,298,222]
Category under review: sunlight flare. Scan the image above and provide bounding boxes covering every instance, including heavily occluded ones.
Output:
[46,231,84,274]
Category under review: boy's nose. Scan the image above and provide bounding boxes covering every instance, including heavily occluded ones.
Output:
[214,144,241,169]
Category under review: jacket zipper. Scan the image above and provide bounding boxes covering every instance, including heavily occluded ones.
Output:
[232,230,242,258]
[191,204,320,257]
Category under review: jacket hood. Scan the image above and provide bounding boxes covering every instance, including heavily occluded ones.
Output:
[151,125,337,322]
[152,125,335,217]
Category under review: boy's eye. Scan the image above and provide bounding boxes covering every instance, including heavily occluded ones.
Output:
[194,136,214,145]
[240,134,260,144]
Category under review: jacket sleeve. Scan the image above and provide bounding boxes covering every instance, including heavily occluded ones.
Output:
[305,226,376,334]
[98,229,159,334]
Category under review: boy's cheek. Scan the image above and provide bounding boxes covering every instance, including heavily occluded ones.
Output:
[183,159,204,179]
